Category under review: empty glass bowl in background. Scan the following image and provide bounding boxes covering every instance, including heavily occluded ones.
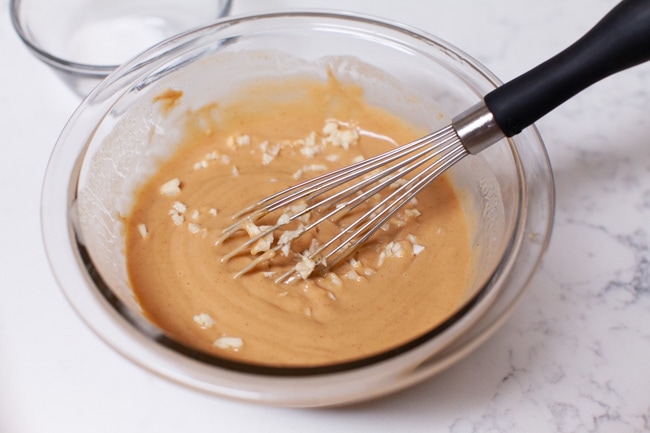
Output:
[10,0,232,96]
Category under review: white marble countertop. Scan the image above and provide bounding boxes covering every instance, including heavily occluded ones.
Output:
[1,0,649,431]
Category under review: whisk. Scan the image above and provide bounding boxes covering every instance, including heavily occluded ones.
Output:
[217,0,650,283]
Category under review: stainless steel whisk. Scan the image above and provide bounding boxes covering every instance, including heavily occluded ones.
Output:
[218,0,650,283]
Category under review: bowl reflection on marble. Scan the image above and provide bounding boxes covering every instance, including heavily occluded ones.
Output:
[41,11,554,407]
[10,0,232,96]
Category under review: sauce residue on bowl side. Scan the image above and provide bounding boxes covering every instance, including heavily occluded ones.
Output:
[124,74,472,367]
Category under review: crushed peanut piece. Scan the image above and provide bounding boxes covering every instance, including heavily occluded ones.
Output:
[242,220,274,255]
[328,272,343,287]
[171,201,187,214]
[277,213,291,225]
[298,131,322,158]
[160,178,181,196]
[295,257,316,280]
[377,240,407,267]
[205,151,219,160]
[278,224,304,257]
[322,119,360,150]
[213,336,244,350]
[170,213,184,226]
[344,269,363,282]
[236,135,251,146]
[193,160,208,170]
[404,209,421,218]
[193,313,215,329]
[407,234,426,255]
[260,141,281,165]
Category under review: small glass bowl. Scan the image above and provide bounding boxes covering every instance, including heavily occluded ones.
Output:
[41,11,554,407]
[10,0,232,96]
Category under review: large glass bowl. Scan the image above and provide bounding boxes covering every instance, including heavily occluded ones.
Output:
[41,11,554,407]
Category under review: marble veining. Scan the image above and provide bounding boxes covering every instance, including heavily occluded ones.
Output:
[1,0,649,431]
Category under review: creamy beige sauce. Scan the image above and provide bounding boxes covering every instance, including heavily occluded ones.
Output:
[125,75,472,367]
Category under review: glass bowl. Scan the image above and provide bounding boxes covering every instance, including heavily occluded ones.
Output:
[10,0,232,96]
[41,11,554,407]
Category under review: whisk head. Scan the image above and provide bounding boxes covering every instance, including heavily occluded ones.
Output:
[216,125,468,283]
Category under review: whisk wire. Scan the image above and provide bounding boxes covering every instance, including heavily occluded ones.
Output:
[276,134,468,283]
[218,125,471,282]
[232,125,455,219]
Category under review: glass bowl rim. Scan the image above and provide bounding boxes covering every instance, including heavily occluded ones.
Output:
[41,9,555,400]
[9,0,234,76]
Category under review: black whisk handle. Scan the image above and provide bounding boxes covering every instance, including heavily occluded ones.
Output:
[484,0,650,138]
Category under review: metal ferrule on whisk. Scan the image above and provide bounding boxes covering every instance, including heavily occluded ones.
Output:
[452,102,505,155]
